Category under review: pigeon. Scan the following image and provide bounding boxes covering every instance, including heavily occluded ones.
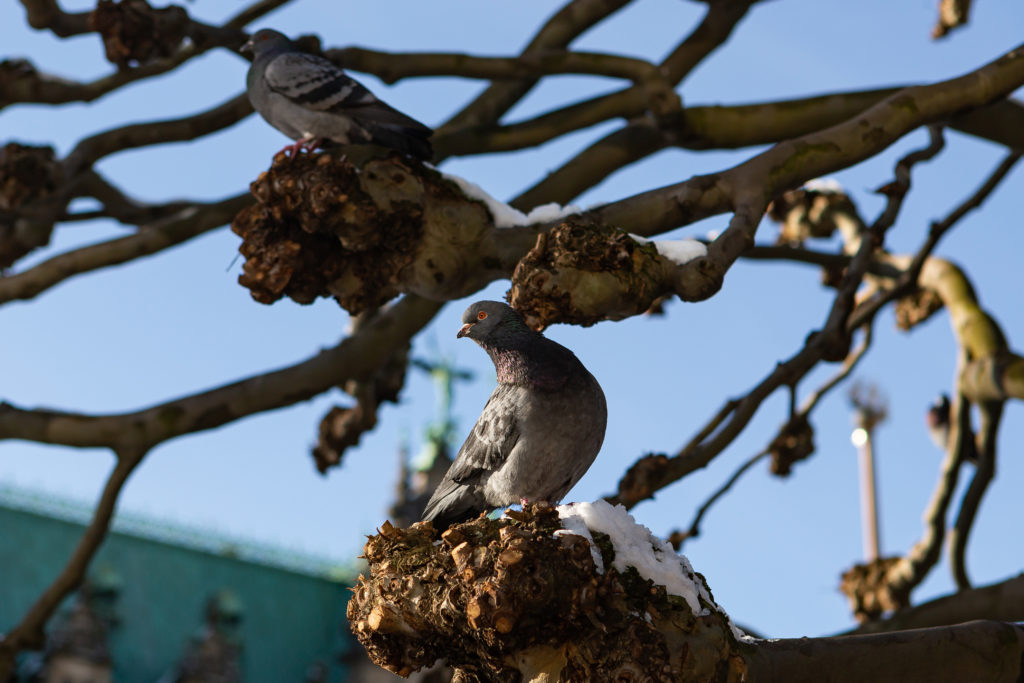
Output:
[421,301,607,531]
[241,29,433,160]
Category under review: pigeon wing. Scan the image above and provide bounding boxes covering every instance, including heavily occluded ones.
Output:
[263,52,430,133]
[263,52,374,111]
[421,385,520,527]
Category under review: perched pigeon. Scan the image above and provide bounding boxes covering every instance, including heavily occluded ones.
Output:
[242,29,432,160]
[422,301,607,530]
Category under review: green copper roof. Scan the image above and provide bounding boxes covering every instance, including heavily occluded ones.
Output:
[0,484,359,681]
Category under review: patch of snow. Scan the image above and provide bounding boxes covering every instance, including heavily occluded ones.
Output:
[556,500,720,618]
[524,202,582,224]
[804,177,843,193]
[653,239,706,265]
[442,171,580,227]
[628,235,707,265]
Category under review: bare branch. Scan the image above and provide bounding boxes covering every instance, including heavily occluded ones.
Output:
[62,93,252,175]
[3,0,285,110]
[608,124,946,507]
[0,295,442,449]
[439,0,757,160]
[18,0,90,37]
[327,48,663,85]
[950,400,1004,588]
[848,573,1024,635]
[882,384,973,605]
[0,446,145,676]
[799,325,873,417]
[441,0,635,130]
[511,120,665,210]
[0,193,251,304]
[746,621,1024,682]
[672,448,769,549]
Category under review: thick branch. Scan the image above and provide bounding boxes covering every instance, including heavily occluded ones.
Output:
[747,621,1024,682]
[849,574,1024,635]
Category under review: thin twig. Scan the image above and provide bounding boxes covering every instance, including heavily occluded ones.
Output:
[800,325,873,416]
[675,449,769,549]
[608,122,947,507]
[441,0,635,130]
[848,150,1023,330]
[883,383,973,601]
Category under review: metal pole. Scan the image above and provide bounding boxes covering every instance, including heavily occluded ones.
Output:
[854,426,881,562]
[849,381,887,563]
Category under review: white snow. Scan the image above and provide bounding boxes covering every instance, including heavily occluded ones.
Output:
[442,171,581,227]
[555,501,712,615]
[556,501,751,641]
[629,234,707,265]
[803,177,843,193]
[653,239,707,265]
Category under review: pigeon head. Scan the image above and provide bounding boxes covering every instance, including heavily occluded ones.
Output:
[457,301,530,345]
[241,29,291,57]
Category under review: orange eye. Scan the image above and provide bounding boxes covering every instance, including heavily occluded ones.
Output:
[477,311,487,320]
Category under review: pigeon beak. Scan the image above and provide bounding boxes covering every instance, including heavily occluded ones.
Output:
[240,38,255,55]
[457,323,473,339]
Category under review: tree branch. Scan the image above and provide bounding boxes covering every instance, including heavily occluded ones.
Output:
[62,93,252,175]
[608,125,945,507]
[0,446,145,677]
[3,0,285,110]
[848,573,1024,635]
[440,0,635,130]
[672,448,769,549]
[0,193,251,304]
[439,0,757,161]
[327,48,663,85]
[950,400,1003,588]
[747,621,1024,682]
[0,295,442,449]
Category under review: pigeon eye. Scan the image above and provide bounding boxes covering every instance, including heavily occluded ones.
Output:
[477,311,487,320]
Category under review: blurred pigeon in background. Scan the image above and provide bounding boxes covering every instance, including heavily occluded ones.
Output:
[242,29,432,160]
[422,301,607,531]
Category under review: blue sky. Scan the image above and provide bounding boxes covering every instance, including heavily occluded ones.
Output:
[2,0,1023,639]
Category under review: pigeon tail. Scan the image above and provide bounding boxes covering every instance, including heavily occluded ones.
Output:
[421,482,486,532]
[369,126,433,161]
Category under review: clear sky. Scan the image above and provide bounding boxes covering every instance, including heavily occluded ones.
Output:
[2,0,1023,640]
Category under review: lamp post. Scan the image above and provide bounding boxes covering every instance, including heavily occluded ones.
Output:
[849,382,888,563]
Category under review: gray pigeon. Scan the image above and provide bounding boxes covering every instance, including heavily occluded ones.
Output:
[421,301,607,530]
[241,29,432,160]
